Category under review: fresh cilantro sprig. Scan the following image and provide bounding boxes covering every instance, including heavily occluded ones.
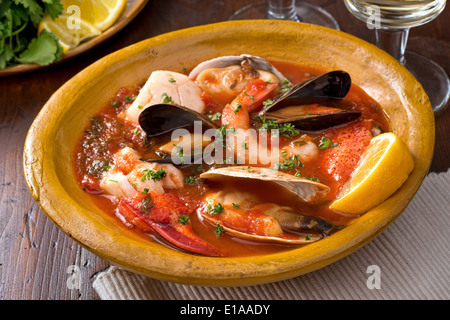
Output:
[0,0,64,69]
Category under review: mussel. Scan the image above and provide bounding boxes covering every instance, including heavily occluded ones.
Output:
[137,103,220,165]
[138,103,219,137]
[256,70,361,131]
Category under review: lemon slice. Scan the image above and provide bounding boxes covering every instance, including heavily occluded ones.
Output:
[330,132,414,215]
[38,15,101,51]
[62,0,127,31]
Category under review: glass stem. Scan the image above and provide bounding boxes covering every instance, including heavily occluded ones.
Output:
[267,0,299,21]
[375,28,410,65]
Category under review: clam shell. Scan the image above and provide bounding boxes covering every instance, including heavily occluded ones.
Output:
[200,166,330,203]
[188,54,289,84]
[201,213,322,245]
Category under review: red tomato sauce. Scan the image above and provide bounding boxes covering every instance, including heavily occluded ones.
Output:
[72,61,389,257]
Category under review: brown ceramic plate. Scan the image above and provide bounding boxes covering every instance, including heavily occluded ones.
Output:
[0,0,148,77]
[23,20,434,286]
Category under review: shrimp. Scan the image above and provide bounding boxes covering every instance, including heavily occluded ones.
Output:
[280,134,320,165]
[100,147,184,198]
[118,71,205,125]
[220,79,279,166]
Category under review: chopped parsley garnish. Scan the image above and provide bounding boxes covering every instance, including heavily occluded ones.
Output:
[102,166,111,171]
[243,91,254,99]
[168,78,176,83]
[278,123,300,139]
[258,117,278,131]
[179,215,189,225]
[141,168,167,182]
[233,102,242,114]
[213,222,226,238]
[318,137,339,149]
[161,92,175,104]
[258,117,299,139]
[232,203,239,209]
[280,151,287,157]
[274,155,304,171]
[111,100,119,107]
[190,165,205,173]
[242,142,248,150]
[208,112,222,121]
[305,234,312,241]
[131,128,141,135]
[141,188,149,195]
[307,176,321,183]
[280,79,291,93]
[125,95,136,102]
[208,203,224,215]
[263,99,274,107]
[184,176,195,184]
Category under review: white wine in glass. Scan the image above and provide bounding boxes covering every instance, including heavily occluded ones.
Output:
[344,0,449,113]
[230,0,340,30]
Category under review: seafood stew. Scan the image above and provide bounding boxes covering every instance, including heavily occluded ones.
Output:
[73,55,391,257]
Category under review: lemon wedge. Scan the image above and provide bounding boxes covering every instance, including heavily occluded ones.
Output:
[38,15,101,51]
[330,132,414,215]
[62,0,127,31]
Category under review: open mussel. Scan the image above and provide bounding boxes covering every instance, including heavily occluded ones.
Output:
[257,70,361,131]
[138,103,220,165]
[138,103,219,137]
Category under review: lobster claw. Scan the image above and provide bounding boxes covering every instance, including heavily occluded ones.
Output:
[118,192,222,257]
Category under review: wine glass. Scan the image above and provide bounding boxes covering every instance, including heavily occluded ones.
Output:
[344,0,449,113]
[229,0,340,30]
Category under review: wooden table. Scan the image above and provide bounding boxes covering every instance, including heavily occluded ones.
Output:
[1,0,449,300]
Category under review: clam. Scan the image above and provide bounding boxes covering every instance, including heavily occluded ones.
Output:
[257,71,361,131]
[200,206,336,244]
[189,54,289,104]
[188,54,289,84]
[199,166,338,244]
[200,166,330,203]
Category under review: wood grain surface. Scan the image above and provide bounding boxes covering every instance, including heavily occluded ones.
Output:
[1,0,449,300]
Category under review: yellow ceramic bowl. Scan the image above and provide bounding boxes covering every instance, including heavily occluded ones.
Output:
[23,20,434,286]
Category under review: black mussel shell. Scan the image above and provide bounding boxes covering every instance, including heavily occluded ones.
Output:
[138,103,219,138]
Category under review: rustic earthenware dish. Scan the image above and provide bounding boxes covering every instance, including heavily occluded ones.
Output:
[23,20,434,286]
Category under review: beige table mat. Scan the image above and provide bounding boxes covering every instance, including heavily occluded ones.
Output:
[93,169,450,300]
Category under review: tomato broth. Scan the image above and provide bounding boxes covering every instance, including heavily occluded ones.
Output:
[73,59,389,257]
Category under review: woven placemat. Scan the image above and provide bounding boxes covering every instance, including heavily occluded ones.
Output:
[93,169,450,300]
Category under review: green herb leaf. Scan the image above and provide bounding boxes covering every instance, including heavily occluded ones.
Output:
[213,222,226,238]
[179,215,189,225]
[184,176,195,184]
[141,168,167,182]
[318,137,339,149]
[208,112,221,121]
[18,30,62,65]
[161,92,174,104]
